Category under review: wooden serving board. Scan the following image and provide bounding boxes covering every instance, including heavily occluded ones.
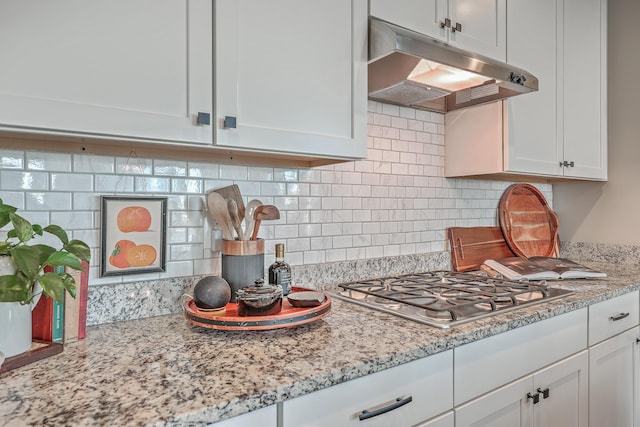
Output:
[183,287,331,331]
[498,184,560,258]
[0,340,63,374]
[448,227,516,272]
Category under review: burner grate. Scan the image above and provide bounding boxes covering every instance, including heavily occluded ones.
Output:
[334,271,571,328]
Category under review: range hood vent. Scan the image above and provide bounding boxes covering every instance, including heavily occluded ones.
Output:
[368,18,538,113]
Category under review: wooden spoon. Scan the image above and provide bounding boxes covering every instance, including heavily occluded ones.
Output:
[206,191,234,240]
[250,205,280,240]
[243,199,263,240]
[226,198,244,240]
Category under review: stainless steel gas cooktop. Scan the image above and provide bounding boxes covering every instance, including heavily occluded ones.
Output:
[333,271,572,329]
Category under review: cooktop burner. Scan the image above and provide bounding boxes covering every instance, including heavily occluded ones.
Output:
[332,271,572,328]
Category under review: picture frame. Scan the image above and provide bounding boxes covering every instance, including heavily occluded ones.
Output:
[100,196,167,277]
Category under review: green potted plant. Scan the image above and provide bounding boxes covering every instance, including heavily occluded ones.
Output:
[0,198,91,358]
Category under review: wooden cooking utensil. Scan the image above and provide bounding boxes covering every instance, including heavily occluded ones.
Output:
[226,198,244,240]
[250,205,280,240]
[206,191,234,240]
[243,199,263,240]
[212,184,245,223]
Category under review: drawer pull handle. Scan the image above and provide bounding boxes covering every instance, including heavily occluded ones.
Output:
[609,312,630,321]
[358,396,413,421]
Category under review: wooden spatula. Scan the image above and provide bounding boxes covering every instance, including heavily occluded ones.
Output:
[250,205,280,240]
[211,184,245,222]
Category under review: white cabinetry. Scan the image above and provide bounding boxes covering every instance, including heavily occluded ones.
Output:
[369,0,506,61]
[456,351,588,427]
[214,0,367,160]
[282,350,452,427]
[588,291,640,427]
[445,0,607,181]
[208,405,276,427]
[0,0,212,145]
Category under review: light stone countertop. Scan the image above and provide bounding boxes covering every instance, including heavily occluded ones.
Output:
[1,262,639,426]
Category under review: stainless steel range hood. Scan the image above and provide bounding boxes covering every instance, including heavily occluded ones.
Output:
[369,18,538,113]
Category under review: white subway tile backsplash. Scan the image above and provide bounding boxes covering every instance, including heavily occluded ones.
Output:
[116,156,153,175]
[154,160,187,176]
[0,150,24,169]
[26,152,71,172]
[1,170,48,190]
[0,101,553,288]
[26,192,72,210]
[95,174,133,192]
[51,173,93,191]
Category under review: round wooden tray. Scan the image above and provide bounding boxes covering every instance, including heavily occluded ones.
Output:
[182,287,331,331]
[498,183,560,258]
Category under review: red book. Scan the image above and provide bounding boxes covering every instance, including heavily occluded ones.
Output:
[76,260,89,340]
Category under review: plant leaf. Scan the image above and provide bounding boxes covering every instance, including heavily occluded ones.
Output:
[9,213,34,243]
[0,199,17,229]
[11,245,41,279]
[61,273,77,298]
[44,224,68,245]
[32,224,43,236]
[38,272,65,304]
[45,251,84,271]
[0,274,31,303]
[65,240,91,263]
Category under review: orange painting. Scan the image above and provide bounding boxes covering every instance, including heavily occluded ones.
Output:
[101,196,166,277]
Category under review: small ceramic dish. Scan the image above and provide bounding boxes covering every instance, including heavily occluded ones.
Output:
[287,291,326,308]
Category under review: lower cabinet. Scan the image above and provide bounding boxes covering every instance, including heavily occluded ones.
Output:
[282,350,452,426]
[589,326,640,427]
[455,351,588,427]
[208,405,276,427]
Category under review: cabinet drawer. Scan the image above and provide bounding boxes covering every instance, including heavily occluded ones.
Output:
[282,350,453,427]
[589,291,639,346]
[454,308,587,405]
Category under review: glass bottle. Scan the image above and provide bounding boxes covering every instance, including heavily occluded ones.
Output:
[268,243,291,296]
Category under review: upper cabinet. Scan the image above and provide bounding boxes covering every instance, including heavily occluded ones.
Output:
[445,0,607,181]
[0,0,213,145]
[214,0,367,160]
[0,0,368,163]
[369,0,506,61]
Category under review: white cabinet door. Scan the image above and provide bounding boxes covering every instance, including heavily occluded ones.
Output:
[0,0,212,145]
[532,351,588,427]
[282,351,452,427]
[504,0,561,176]
[455,376,532,427]
[445,0,607,181]
[414,411,454,427]
[589,327,640,427]
[369,0,448,42]
[369,0,505,61]
[447,0,506,61]
[215,0,367,160]
[208,405,276,427]
[561,0,607,180]
[456,351,588,427]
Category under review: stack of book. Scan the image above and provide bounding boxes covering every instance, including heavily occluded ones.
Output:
[32,261,90,344]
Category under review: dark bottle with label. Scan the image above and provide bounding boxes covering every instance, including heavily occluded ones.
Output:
[268,243,291,296]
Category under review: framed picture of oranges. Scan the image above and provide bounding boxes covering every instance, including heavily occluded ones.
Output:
[100,196,167,277]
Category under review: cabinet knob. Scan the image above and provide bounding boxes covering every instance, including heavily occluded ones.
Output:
[223,116,237,129]
[527,392,540,404]
[451,22,462,33]
[197,112,211,126]
[440,18,451,28]
[560,160,575,167]
[537,387,550,399]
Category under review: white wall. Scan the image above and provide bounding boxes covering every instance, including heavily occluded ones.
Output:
[554,0,638,244]
[0,101,551,287]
